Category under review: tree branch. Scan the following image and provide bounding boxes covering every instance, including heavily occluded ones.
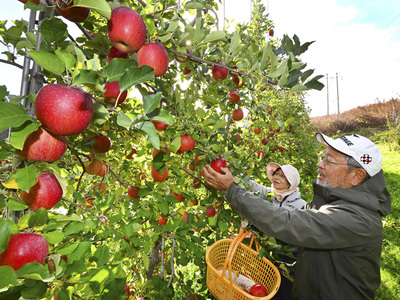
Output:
[0,59,23,70]
[61,197,107,225]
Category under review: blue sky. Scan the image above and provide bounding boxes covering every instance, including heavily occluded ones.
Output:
[1,0,400,116]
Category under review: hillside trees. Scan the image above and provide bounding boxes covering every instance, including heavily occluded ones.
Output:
[0,0,322,298]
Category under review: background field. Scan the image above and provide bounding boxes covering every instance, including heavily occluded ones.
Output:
[311,98,400,299]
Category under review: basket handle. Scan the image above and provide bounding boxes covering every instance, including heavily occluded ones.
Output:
[220,230,258,287]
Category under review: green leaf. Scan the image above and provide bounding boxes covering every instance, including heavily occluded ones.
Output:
[68,241,91,262]
[290,85,308,93]
[218,219,229,232]
[43,230,64,245]
[28,208,49,228]
[119,65,155,91]
[21,280,48,299]
[92,102,109,125]
[184,2,206,9]
[40,17,68,43]
[0,219,11,254]
[74,0,111,19]
[117,111,132,130]
[15,165,38,193]
[9,121,40,150]
[0,266,17,289]
[101,58,138,82]
[92,245,109,267]
[28,51,65,76]
[7,197,29,211]
[16,263,54,281]
[143,92,162,114]
[58,242,79,255]
[157,200,169,215]
[72,69,100,86]
[201,30,225,44]
[0,102,31,132]
[138,121,160,149]
[55,49,76,70]
[147,108,174,125]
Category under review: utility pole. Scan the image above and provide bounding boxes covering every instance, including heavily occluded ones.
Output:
[336,72,340,114]
[326,73,329,115]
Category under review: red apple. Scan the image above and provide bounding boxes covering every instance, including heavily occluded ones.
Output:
[55,0,90,23]
[96,163,110,177]
[279,146,285,152]
[20,173,63,211]
[18,126,67,162]
[250,284,268,297]
[212,64,229,81]
[136,43,169,77]
[182,212,189,223]
[90,135,111,153]
[151,166,168,182]
[210,158,227,174]
[232,108,244,121]
[183,67,191,75]
[125,147,137,159]
[107,46,128,63]
[82,196,94,209]
[0,233,48,271]
[254,128,262,134]
[174,53,189,63]
[228,90,240,103]
[180,135,195,152]
[107,7,146,53]
[193,179,201,189]
[257,150,265,158]
[19,0,40,4]
[172,192,185,202]
[205,206,216,217]
[85,158,103,175]
[262,138,269,145]
[268,132,275,137]
[158,216,168,226]
[269,29,274,36]
[128,186,140,199]
[235,134,241,142]
[35,84,94,136]
[152,120,168,131]
[104,81,127,105]
[125,284,130,297]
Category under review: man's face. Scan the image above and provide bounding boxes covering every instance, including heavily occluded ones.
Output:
[317,147,353,189]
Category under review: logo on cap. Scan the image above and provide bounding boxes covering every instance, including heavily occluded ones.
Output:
[339,136,354,146]
[360,154,372,164]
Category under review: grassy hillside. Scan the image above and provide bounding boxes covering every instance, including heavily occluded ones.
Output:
[310,99,400,299]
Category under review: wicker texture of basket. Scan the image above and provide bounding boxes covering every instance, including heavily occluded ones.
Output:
[206,230,281,300]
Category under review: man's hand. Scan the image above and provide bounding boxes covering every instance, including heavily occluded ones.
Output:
[202,165,234,192]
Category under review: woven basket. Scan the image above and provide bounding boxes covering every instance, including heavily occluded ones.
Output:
[206,230,281,300]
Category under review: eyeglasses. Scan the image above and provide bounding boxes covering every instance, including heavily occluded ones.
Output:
[271,168,286,179]
[319,156,349,166]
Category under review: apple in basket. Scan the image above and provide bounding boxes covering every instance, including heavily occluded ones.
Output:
[242,288,251,294]
[250,283,268,297]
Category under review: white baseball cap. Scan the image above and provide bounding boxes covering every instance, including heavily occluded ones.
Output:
[315,132,382,177]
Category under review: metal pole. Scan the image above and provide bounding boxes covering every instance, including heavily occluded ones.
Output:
[336,72,340,114]
[20,9,37,104]
[326,73,329,115]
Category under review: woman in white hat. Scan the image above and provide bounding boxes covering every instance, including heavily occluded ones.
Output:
[248,162,306,210]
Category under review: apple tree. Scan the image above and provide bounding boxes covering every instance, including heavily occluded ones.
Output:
[0,0,322,299]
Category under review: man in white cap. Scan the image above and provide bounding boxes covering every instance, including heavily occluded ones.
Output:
[202,133,391,300]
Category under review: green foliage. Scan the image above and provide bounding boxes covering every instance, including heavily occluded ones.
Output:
[0,0,323,298]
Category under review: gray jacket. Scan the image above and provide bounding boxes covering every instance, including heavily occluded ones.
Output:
[248,180,307,210]
[226,170,391,300]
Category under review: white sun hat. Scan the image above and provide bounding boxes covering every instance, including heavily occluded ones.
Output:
[315,132,382,177]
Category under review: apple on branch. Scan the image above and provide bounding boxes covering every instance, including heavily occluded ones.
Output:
[107,6,146,53]
[212,64,229,81]
[107,46,128,63]
[151,166,168,182]
[232,108,244,121]
[0,233,49,271]
[90,135,111,153]
[128,186,140,199]
[179,135,195,152]
[228,90,240,103]
[103,81,127,105]
[18,126,67,162]
[210,158,227,174]
[205,206,216,217]
[55,0,91,23]
[35,84,94,136]
[20,173,63,211]
[136,43,169,77]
